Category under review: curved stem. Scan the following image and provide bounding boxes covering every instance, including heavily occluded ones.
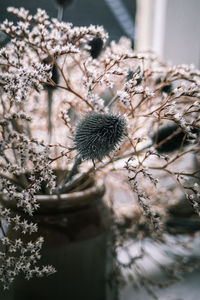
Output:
[47,89,53,144]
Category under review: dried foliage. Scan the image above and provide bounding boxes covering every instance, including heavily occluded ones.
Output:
[0,6,200,293]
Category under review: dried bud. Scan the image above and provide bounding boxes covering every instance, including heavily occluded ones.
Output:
[74,112,127,161]
[152,123,199,153]
[155,77,173,95]
[43,58,59,90]
[160,83,173,94]
[88,37,103,59]
[50,64,59,89]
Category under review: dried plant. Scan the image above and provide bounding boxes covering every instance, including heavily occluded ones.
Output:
[0,6,200,293]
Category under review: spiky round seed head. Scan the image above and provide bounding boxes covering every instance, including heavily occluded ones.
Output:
[74,112,127,161]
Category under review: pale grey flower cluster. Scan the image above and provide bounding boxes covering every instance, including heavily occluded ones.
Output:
[0,234,56,289]
[0,206,37,234]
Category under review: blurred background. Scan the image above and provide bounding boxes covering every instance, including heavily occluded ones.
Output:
[1,0,200,66]
[0,0,135,43]
[136,0,200,67]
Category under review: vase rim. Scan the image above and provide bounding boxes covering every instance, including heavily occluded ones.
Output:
[0,178,105,213]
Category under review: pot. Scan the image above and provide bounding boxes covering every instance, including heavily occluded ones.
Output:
[0,177,114,300]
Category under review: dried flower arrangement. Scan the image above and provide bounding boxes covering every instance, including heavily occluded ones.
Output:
[0,6,200,296]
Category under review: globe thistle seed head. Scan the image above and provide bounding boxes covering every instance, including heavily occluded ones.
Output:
[74,112,127,161]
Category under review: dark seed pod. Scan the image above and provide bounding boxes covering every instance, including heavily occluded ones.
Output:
[74,112,127,161]
[152,123,199,153]
[43,58,59,90]
[155,77,173,95]
[160,83,173,94]
[88,37,103,59]
[46,64,59,90]
[152,124,185,153]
